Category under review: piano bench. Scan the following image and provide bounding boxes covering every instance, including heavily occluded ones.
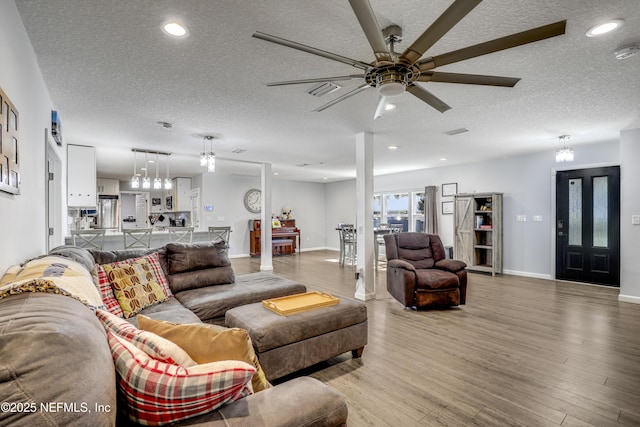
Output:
[272,239,293,255]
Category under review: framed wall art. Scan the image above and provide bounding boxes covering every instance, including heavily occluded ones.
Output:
[442,201,454,215]
[0,85,20,195]
[442,182,457,197]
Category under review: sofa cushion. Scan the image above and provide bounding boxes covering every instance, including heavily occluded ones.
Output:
[92,264,125,318]
[165,241,235,293]
[49,245,96,271]
[138,315,271,393]
[108,332,255,426]
[0,293,116,427]
[415,269,460,290]
[128,296,202,327]
[96,309,195,367]
[174,272,306,324]
[102,253,170,318]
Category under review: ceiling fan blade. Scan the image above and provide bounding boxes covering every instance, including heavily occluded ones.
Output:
[418,71,520,87]
[348,0,392,62]
[420,20,567,70]
[406,84,451,113]
[400,0,482,64]
[253,31,372,71]
[314,84,371,112]
[374,96,388,120]
[266,75,365,87]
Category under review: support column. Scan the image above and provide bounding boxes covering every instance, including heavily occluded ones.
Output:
[260,163,273,271]
[355,132,375,301]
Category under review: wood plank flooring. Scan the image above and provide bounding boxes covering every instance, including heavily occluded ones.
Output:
[230,250,640,426]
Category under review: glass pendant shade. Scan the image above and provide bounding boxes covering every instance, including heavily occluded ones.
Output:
[131,150,139,188]
[200,153,207,167]
[142,176,151,189]
[555,135,574,162]
[207,153,216,172]
[164,178,172,189]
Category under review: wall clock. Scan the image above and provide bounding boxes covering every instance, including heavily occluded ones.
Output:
[244,188,261,213]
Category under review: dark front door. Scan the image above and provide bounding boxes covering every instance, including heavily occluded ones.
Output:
[556,166,620,286]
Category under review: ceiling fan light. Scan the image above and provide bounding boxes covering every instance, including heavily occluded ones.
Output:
[385,103,396,111]
[377,81,405,97]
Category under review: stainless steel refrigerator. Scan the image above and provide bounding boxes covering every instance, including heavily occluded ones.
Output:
[97,195,119,229]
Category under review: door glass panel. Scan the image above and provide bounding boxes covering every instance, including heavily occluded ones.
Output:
[593,176,608,247]
[568,178,582,246]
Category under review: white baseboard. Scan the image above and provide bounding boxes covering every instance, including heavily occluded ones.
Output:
[502,269,552,280]
[619,294,640,304]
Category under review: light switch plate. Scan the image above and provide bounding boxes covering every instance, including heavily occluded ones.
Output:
[632,215,640,225]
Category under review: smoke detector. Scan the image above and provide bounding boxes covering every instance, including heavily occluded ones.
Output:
[615,43,640,60]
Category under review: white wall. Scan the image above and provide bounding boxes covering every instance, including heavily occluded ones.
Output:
[0,1,59,274]
[198,173,326,256]
[325,141,620,278]
[619,128,640,303]
[324,179,357,250]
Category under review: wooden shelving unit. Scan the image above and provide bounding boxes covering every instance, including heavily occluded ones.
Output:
[454,192,503,276]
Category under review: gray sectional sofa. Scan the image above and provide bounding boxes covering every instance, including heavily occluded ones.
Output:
[0,242,349,426]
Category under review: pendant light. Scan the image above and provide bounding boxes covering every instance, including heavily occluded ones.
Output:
[555,135,574,162]
[131,150,140,188]
[203,135,216,172]
[200,137,207,167]
[153,152,162,189]
[164,154,172,189]
[142,152,151,188]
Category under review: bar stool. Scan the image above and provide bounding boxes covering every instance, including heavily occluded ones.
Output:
[208,226,232,246]
[339,225,357,266]
[168,227,194,243]
[71,229,106,250]
[122,228,153,249]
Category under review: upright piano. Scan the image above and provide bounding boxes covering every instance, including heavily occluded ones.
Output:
[249,219,301,257]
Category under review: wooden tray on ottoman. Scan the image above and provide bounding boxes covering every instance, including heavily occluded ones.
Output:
[262,292,340,316]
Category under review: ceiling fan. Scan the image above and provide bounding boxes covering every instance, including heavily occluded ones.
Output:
[253,0,566,119]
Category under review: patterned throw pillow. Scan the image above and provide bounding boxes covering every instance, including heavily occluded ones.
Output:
[137,315,272,393]
[107,332,255,426]
[95,309,195,367]
[102,253,171,318]
[92,265,124,318]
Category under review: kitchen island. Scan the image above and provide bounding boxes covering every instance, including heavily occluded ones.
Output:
[64,229,213,251]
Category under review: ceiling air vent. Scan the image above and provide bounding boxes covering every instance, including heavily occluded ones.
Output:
[296,163,311,167]
[231,148,246,154]
[443,127,469,136]
[307,82,341,97]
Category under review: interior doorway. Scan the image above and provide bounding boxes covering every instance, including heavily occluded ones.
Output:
[45,130,62,251]
[555,166,620,286]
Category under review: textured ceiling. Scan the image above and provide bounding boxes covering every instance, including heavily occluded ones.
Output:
[15,0,640,182]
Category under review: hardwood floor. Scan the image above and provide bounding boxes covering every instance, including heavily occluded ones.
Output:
[231,251,640,426]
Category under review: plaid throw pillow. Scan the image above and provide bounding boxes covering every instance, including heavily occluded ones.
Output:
[95,309,195,367]
[107,332,255,426]
[92,265,124,317]
[102,253,171,318]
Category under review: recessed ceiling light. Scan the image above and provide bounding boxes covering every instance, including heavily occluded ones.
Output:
[440,157,448,161]
[323,177,328,180]
[163,21,189,38]
[385,103,396,111]
[388,145,398,150]
[273,172,279,175]
[586,19,623,37]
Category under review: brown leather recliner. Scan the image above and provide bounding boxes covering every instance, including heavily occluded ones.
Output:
[384,232,467,309]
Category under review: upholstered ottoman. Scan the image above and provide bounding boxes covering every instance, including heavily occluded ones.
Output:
[225,297,368,381]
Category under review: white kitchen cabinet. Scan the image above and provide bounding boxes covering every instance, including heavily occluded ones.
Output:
[170,177,191,211]
[67,145,96,207]
[96,178,120,196]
